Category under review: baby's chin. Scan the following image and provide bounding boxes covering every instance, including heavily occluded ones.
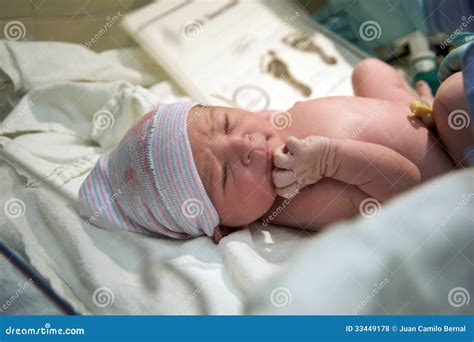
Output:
[266,172,278,198]
[221,181,277,227]
[250,180,278,219]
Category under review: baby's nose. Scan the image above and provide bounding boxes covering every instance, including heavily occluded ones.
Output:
[231,134,252,164]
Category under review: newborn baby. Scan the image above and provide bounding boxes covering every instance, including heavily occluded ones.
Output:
[79,59,468,242]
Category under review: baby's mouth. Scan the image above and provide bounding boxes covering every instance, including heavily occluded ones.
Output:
[266,141,275,176]
[250,134,274,176]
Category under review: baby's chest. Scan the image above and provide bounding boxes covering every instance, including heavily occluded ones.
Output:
[284,100,421,147]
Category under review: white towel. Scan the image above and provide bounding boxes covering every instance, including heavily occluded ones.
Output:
[0,41,305,314]
[2,40,470,315]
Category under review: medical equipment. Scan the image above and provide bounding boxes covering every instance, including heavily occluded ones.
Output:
[408,31,440,94]
[438,33,474,82]
[0,241,79,315]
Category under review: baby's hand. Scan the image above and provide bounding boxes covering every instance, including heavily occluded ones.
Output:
[272,135,334,198]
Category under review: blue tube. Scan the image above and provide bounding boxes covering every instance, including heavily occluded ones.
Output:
[0,241,79,315]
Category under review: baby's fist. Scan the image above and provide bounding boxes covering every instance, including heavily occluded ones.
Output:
[272,135,333,198]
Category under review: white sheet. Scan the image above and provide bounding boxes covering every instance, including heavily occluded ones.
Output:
[247,169,474,314]
[0,41,472,315]
[0,41,306,314]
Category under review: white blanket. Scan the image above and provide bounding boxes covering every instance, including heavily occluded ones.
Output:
[0,41,306,314]
[0,41,472,315]
[247,168,474,314]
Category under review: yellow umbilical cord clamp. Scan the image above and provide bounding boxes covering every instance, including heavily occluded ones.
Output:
[409,100,435,128]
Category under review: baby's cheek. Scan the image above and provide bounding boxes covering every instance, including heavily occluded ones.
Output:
[247,172,276,202]
[243,169,265,188]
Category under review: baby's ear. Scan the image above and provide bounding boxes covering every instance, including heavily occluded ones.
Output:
[213,225,246,243]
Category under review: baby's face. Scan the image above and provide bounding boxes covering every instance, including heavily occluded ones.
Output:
[187,105,283,227]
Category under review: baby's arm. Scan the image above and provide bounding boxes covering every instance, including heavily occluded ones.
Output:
[324,138,421,201]
[272,136,420,202]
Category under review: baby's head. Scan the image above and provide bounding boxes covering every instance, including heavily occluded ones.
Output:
[187,104,283,228]
[79,102,282,241]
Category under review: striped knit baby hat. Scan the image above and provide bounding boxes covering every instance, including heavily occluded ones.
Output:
[79,102,219,239]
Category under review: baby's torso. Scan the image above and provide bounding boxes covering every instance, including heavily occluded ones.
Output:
[261,96,454,231]
[280,96,453,180]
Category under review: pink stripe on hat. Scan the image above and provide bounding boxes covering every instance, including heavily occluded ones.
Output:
[79,102,219,239]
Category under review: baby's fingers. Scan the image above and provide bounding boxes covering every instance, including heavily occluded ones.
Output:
[276,182,300,199]
[272,169,297,188]
[284,136,302,153]
[415,80,434,106]
[273,146,295,169]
